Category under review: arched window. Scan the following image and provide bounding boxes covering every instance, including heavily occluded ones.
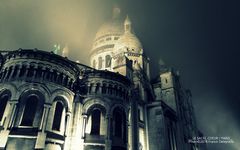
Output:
[21,95,38,126]
[52,102,64,131]
[114,111,122,137]
[98,57,102,69]
[105,55,111,68]
[0,94,9,121]
[90,109,101,135]
[113,108,127,141]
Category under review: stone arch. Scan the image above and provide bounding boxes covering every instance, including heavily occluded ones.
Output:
[52,96,69,112]
[16,89,45,127]
[83,98,109,114]
[0,89,12,98]
[0,83,17,100]
[86,103,107,115]
[17,83,51,103]
[50,89,74,112]
[83,99,108,136]
[47,95,71,135]
[110,103,128,117]
[18,89,45,103]
[0,89,12,122]
[111,104,128,143]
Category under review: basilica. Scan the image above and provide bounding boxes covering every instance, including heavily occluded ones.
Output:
[0,7,206,150]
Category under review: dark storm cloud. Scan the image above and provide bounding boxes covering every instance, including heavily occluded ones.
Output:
[1,0,239,149]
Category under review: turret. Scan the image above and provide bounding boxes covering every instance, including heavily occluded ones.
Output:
[62,43,69,57]
[124,15,132,33]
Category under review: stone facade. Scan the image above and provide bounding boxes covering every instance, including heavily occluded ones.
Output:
[0,7,206,150]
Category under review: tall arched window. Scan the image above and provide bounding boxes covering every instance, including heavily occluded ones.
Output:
[98,57,102,69]
[114,111,123,137]
[113,108,127,141]
[52,102,64,131]
[21,95,38,126]
[0,94,9,121]
[105,55,111,68]
[90,109,101,135]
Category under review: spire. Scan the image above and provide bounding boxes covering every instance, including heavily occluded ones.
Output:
[124,15,132,33]
[112,5,121,19]
[62,43,69,57]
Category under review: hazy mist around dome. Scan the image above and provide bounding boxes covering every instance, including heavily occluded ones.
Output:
[0,0,119,65]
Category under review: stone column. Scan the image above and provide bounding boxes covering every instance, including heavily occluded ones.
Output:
[40,104,51,131]
[23,65,30,79]
[3,68,9,81]
[0,100,17,148]
[66,77,70,88]
[63,111,71,150]
[62,74,66,85]
[0,69,5,82]
[82,114,87,138]
[16,65,22,79]
[55,72,60,83]
[65,112,71,136]
[35,104,51,149]
[7,101,18,128]
[8,66,15,81]
[130,94,139,150]
[98,84,102,94]
[105,114,112,150]
[40,67,45,82]
[32,66,38,80]
[67,100,84,150]
[100,112,105,135]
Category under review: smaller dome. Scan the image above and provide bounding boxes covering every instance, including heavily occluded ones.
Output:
[114,16,143,55]
[114,32,143,54]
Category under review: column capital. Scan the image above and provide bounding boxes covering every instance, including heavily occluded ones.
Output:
[9,100,18,104]
[43,103,52,108]
[66,111,71,116]
[82,113,88,118]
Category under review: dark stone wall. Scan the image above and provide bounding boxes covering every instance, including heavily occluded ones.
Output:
[147,105,166,150]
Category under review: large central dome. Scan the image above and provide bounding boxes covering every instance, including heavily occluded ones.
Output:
[94,19,123,40]
[90,7,124,71]
[90,8,144,72]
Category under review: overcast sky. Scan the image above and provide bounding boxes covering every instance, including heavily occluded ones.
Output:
[0,0,239,149]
